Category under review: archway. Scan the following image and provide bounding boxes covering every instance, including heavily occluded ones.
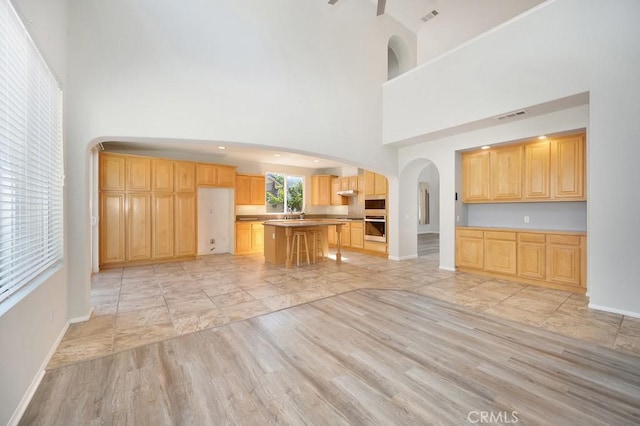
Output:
[388,35,413,80]
[417,162,440,256]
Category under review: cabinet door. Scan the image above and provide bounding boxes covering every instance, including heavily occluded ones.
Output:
[340,177,349,191]
[99,154,125,191]
[374,173,387,195]
[235,175,251,205]
[327,225,337,245]
[216,166,236,187]
[331,178,347,205]
[126,193,152,261]
[175,193,197,257]
[357,175,365,206]
[235,223,252,253]
[517,233,546,280]
[462,151,491,202]
[483,231,517,275]
[456,231,484,270]
[99,193,125,265]
[340,224,351,247]
[552,135,585,199]
[349,176,358,191]
[547,235,581,287]
[250,176,265,205]
[364,171,375,196]
[152,159,174,193]
[196,164,217,186]
[350,222,364,249]
[175,161,195,193]
[311,175,331,206]
[523,140,551,200]
[491,145,522,201]
[126,157,151,192]
[251,223,264,252]
[152,194,174,259]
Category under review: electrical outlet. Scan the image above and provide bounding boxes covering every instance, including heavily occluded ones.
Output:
[524,216,530,223]
[210,238,215,244]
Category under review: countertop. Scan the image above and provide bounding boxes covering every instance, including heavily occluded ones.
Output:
[263,219,349,227]
[456,226,586,235]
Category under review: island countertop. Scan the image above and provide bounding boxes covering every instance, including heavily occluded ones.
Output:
[263,220,345,268]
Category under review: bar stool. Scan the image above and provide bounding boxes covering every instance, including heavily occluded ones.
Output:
[290,231,310,266]
[310,229,324,263]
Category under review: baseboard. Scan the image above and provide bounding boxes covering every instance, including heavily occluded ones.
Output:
[588,303,640,319]
[69,308,93,324]
[389,254,418,261]
[439,266,456,272]
[9,320,70,426]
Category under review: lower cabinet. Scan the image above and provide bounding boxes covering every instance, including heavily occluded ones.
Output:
[350,221,364,249]
[174,194,197,257]
[456,227,586,292]
[126,193,152,261]
[100,193,126,265]
[235,222,264,254]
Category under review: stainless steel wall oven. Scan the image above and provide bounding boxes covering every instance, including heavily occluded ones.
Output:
[364,195,387,242]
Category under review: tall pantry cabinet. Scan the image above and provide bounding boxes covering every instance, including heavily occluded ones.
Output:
[99,153,197,268]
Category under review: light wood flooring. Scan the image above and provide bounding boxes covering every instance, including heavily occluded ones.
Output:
[417,232,439,256]
[23,289,640,425]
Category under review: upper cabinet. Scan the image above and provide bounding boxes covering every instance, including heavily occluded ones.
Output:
[235,174,265,205]
[152,159,174,193]
[196,164,237,188]
[331,178,347,205]
[100,153,126,191]
[126,157,151,192]
[462,133,586,203]
[364,171,388,196]
[174,161,196,193]
[311,175,335,206]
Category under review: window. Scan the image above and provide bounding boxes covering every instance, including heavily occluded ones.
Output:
[0,0,64,306]
[265,173,304,214]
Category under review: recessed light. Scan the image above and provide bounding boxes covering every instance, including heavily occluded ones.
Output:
[313,160,319,163]
[538,135,547,139]
[218,146,226,150]
[273,154,281,157]
[481,145,490,150]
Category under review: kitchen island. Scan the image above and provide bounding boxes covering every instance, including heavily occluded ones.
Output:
[263,220,345,268]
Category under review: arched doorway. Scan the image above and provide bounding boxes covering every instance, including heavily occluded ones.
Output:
[388,35,413,80]
[417,162,440,256]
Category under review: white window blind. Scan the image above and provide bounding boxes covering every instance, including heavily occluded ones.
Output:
[0,0,64,305]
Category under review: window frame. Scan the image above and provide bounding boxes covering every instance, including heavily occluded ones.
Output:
[264,172,305,214]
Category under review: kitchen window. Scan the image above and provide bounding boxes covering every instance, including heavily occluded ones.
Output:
[0,0,64,309]
[265,173,304,214]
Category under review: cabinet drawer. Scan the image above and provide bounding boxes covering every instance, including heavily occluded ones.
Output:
[350,221,363,229]
[485,231,516,241]
[518,233,546,243]
[457,229,483,239]
[548,234,581,245]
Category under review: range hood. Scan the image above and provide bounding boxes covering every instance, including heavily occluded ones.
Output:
[337,190,358,197]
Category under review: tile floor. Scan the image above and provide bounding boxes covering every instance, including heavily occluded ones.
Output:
[47,251,640,369]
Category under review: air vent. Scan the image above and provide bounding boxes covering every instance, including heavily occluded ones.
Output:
[421,10,439,22]
[497,110,527,120]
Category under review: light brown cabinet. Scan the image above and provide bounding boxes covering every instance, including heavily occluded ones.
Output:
[357,175,365,206]
[517,233,546,280]
[174,194,197,257]
[152,194,175,259]
[462,150,491,202]
[364,171,388,196]
[99,193,125,265]
[483,231,517,275]
[350,221,364,249]
[235,174,265,205]
[100,154,126,191]
[126,157,151,192]
[235,222,264,254]
[462,133,585,203]
[331,178,347,205]
[456,227,586,292]
[197,164,237,188]
[455,228,484,270]
[99,152,202,268]
[311,175,335,206]
[491,146,522,201]
[174,161,195,193]
[126,193,152,261]
[152,159,174,193]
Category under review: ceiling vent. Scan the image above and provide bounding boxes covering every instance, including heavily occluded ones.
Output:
[497,110,527,120]
[421,10,439,22]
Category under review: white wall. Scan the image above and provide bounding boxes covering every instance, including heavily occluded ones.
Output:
[1,1,69,424]
[386,0,640,316]
[198,189,233,255]
[64,0,416,320]
[416,0,544,64]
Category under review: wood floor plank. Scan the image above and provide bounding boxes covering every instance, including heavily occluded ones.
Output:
[21,289,640,425]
